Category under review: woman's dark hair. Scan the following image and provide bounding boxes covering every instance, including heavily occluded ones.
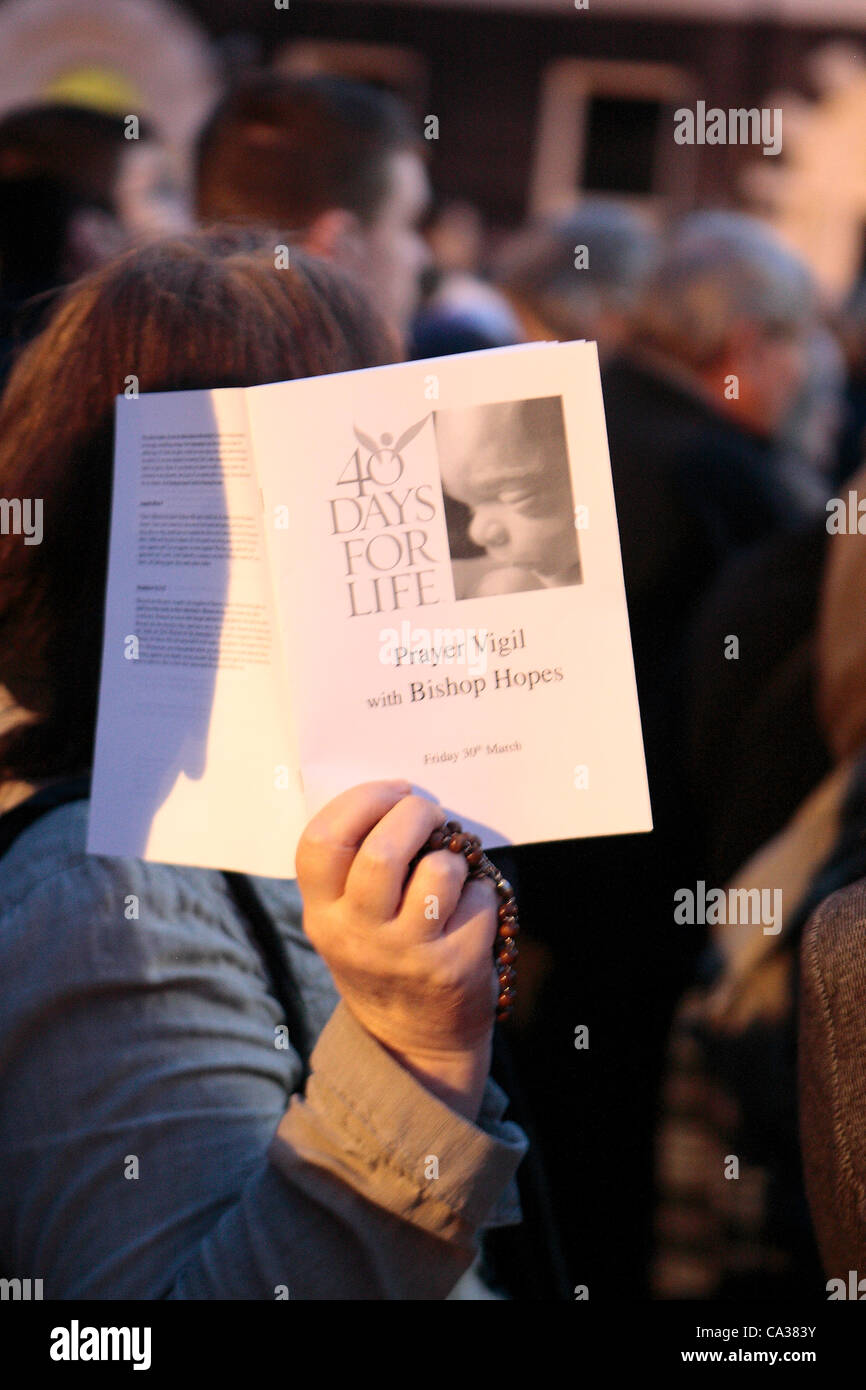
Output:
[0,227,399,781]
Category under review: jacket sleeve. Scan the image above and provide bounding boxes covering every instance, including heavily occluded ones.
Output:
[799,882,866,1284]
[256,1000,527,1300]
[0,843,527,1301]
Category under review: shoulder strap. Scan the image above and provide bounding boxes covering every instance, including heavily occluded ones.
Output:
[0,777,310,1079]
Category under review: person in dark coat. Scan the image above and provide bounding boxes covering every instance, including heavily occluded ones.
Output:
[505,213,823,1297]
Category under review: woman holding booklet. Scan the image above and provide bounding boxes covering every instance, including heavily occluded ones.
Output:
[0,230,527,1299]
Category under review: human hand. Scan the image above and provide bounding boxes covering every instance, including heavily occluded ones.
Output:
[296,781,500,1120]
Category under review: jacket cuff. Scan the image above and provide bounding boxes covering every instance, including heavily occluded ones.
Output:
[269,1000,528,1240]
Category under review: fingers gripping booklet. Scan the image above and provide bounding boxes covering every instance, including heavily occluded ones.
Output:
[88,341,652,876]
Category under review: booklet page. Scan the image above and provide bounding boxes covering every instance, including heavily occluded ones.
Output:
[88,387,305,875]
[249,341,651,858]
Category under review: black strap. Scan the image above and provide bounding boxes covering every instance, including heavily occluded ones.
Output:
[0,778,311,1082]
[485,1030,572,1301]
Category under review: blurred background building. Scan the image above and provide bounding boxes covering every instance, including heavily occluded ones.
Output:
[3,0,866,300]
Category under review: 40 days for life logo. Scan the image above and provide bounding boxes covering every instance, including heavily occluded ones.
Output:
[328,415,442,619]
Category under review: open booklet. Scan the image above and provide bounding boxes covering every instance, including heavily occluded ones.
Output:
[87,340,652,876]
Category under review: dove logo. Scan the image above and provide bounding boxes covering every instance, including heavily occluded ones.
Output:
[350,416,430,490]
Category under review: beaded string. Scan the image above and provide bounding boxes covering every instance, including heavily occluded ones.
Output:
[411,818,518,1022]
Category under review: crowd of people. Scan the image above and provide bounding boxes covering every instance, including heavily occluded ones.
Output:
[1,64,866,1300]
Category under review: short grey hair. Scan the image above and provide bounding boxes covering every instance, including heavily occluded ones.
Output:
[493,200,657,339]
[634,211,816,369]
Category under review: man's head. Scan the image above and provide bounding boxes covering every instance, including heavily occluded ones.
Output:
[494,200,657,363]
[0,103,185,293]
[633,211,817,436]
[195,73,431,336]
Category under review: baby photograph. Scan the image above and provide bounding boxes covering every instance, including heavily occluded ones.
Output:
[434,395,583,599]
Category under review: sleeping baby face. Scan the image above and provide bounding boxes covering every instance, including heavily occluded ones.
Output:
[436,398,579,579]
